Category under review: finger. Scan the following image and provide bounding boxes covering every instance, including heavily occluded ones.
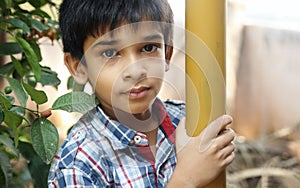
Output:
[222,150,235,167]
[176,118,191,152]
[215,128,236,149]
[199,115,233,141]
[219,142,235,159]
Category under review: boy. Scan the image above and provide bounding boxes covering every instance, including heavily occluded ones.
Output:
[48,0,235,187]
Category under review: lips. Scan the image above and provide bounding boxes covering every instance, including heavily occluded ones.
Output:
[123,86,150,99]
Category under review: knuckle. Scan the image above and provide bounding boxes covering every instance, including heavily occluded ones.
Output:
[210,142,219,152]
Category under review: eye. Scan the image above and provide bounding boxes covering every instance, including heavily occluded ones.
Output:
[102,49,117,58]
[142,44,158,53]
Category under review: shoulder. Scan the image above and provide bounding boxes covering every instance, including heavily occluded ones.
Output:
[164,99,185,115]
[163,99,186,126]
[48,114,114,185]
[164,99,185,109]
[50,123,89,169]
[50,108,107,169]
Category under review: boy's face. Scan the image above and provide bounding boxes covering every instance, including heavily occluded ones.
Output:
[77,23,172,118]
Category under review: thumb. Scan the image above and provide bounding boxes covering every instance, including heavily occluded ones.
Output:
[176,118,191,153]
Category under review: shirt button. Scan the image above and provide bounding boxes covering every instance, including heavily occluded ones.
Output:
[134,135,142,144]
[76,131,81,138]
[75,131,85,140]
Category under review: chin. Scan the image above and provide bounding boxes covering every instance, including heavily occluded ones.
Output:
[128,106,149,115]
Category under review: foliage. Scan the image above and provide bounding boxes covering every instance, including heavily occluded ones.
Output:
[0,0,95,187]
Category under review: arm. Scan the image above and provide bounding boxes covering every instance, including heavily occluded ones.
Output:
[168,115,236,188]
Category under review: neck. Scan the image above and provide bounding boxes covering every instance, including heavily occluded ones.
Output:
[101,104,159,132]
[114,108,159,132]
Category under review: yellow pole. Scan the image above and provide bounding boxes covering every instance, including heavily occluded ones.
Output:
[186,0,226,187]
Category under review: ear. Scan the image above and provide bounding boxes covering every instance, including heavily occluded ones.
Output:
[165,45,173,72]
[64,53,88,84]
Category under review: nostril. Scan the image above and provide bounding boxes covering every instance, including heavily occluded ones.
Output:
[140,72,147,79]
[122,66,147,81]
[124,73,131,80]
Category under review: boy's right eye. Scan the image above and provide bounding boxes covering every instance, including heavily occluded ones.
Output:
[102,49,117,59]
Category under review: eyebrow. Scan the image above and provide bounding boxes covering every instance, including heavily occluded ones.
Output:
[91,34,163,49]
[92,40,118,47]
[143,34,163,41]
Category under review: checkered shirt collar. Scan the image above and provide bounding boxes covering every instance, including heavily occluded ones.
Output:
[94,98,173,149]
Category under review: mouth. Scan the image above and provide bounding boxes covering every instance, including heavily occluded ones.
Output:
[123,86,151,99]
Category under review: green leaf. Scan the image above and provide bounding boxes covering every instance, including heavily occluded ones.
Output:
[6,0,13,5]
[28,40,42,62]
[9,18,30,34]
[67,76,85,91]
[0,94,12,110]
[0,151,12,187]
[0,63,14,77]
[52,92,96,113]
[26,73,37,87]
[14,0,27,4]
[7,77,28,107]
[28,155,50,188]
[16,37,41,80]
[0,165,6,188]
[10,106,26,117]
[0,1,5,11]
[40,67,61,87]
[17,141,35,161]
[0,125,10,137]
[5,95,15,105]
[10,55,24,76]
[28,0,47,8]
[67,76,74,90]
[13,11,31,24]
[22,82,47,105]
[0,42,22,55]
[30,118,58,164]
[30,9,51,19]
[4,110,23,129]
[0,135,19,157]
[3,110,22,147]
[0,110,4,124]
[30,18,49,33]
[47,19,59,28]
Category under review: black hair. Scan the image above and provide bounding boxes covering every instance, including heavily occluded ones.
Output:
[59,0,174,60]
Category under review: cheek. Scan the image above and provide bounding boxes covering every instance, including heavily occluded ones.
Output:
[148,60,165,79]
[87,63,113,88]
[94,76,114,104]
[95,73,113,91]
[94,69,121,97]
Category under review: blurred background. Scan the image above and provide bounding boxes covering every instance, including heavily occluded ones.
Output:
[227,0,300,187]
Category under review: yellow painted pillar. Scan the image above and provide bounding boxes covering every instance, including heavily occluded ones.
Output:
[186,0,226,187]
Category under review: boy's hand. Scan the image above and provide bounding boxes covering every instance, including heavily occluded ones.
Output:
[170,115,235,188]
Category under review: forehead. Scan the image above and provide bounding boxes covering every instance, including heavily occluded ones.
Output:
[83,22,165,51]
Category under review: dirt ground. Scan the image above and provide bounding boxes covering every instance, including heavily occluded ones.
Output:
[227,124,300,188]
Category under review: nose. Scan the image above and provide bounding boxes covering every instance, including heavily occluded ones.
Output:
[122,56,147,81]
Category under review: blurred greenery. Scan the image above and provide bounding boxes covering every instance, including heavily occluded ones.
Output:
[0,1,98,187]
[0,0,60,187]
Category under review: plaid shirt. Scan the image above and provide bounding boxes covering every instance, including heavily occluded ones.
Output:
[48,99,185,188]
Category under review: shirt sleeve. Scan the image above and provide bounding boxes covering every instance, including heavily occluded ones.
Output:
[48,168,92,187]
[48,125,111,187]
[48,167,102,188]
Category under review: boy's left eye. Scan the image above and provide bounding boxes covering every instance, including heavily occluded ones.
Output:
[142,44,158,53]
